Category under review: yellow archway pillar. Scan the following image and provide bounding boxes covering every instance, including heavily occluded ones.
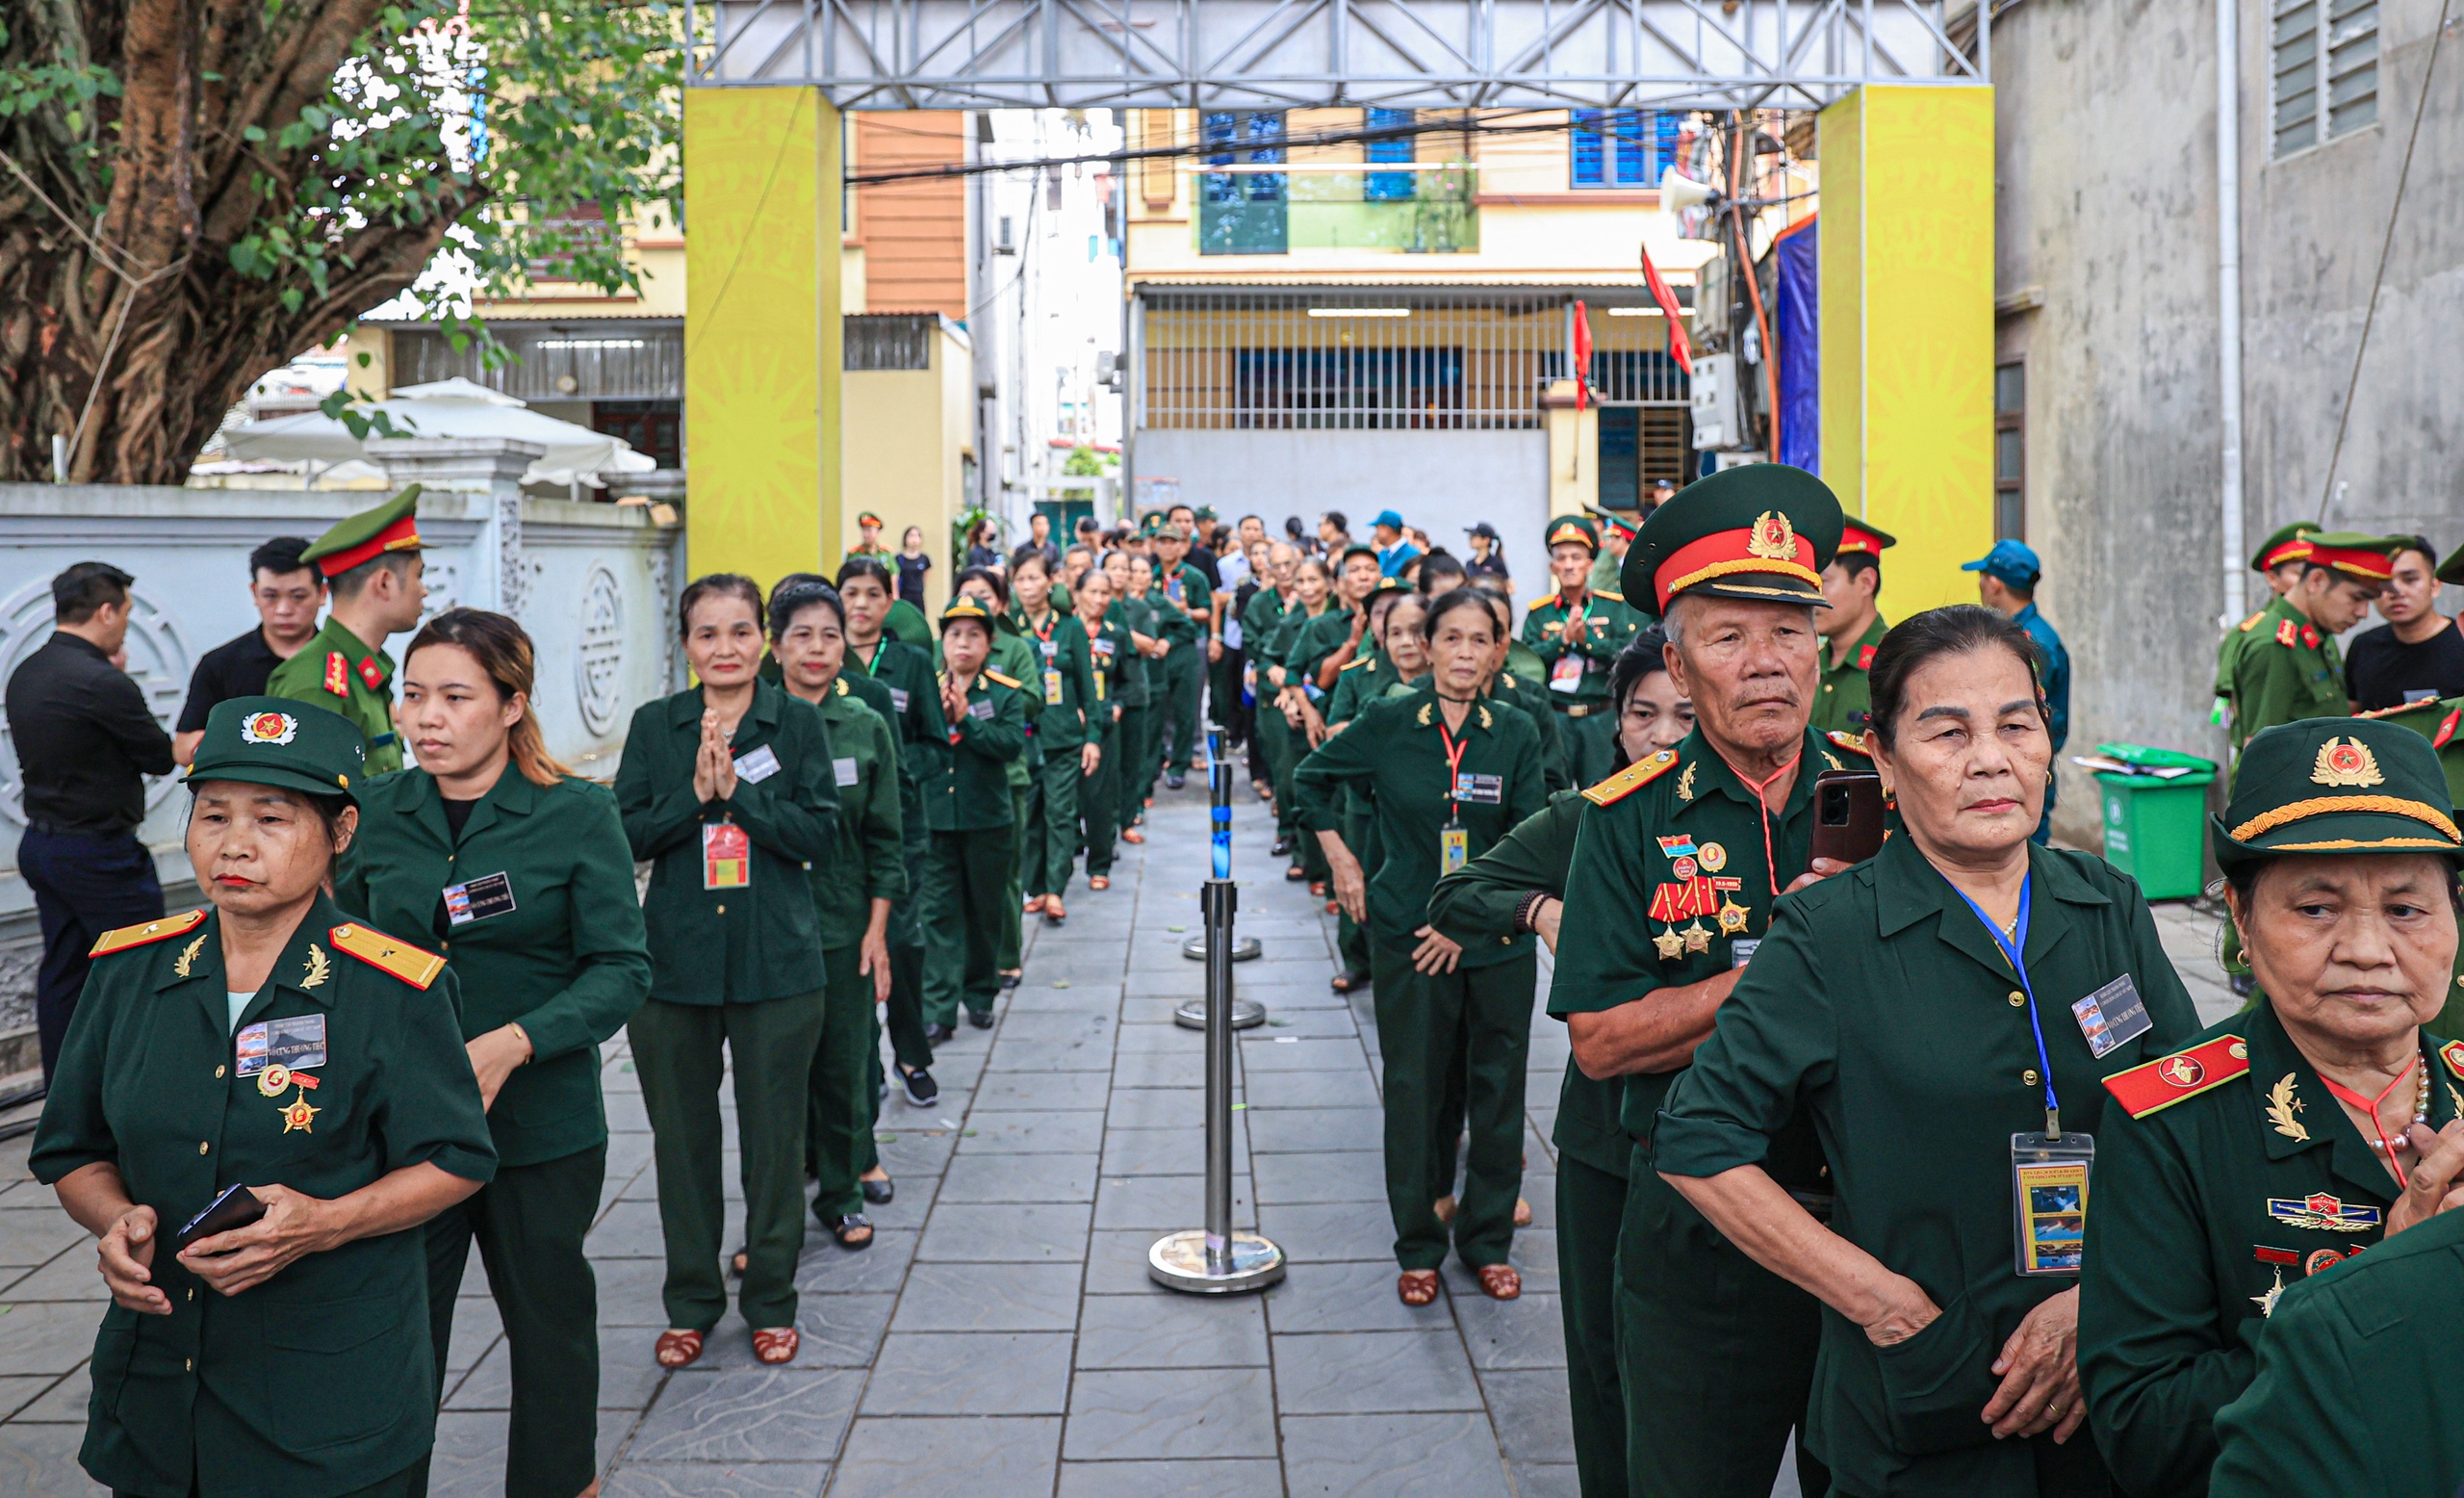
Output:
[683,88,843,589]
[1818,85,1995,613]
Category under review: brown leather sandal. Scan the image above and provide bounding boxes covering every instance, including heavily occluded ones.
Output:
[1398,1270,1441,1306]
[654,1329,705,1368]
[752,1327,800,1364]
[1476,1264,1523,1301]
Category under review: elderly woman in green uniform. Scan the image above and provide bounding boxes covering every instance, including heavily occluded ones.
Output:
[337,609,651,1498]
[1426,631,1687,1498]
[1654,605,2203,1496]
[923,597,1030,1028]
[1270,555,1337,883]
[949,566,1040,999]
[1070,566,1132,891]
[616,574,840,1370]
[1295,589,1548,1305]
[34,696,495,1498]
[1320,586,1425,993]
[2077,714,2464,1496]
[767,581,908,1250]
[1103,550,1163,847]
[1010,549,1101,922]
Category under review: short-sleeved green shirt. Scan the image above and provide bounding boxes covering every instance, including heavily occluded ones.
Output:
[264,617,401,775]
[31,895,496,1498]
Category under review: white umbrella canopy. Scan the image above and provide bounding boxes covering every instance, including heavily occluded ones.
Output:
[222,376,657,488]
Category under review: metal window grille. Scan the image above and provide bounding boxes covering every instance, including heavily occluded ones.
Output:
[2274,0,2377,156]
[389,323,681,401]
[844,314,936,371]
[2325,0,2379,137]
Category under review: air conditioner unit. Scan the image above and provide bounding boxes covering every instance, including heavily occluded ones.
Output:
[1694,252,1732,341]
[1690,352,1746,451]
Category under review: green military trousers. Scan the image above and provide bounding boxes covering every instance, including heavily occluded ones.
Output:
[1368,944,1536,1271]
[807,943,877,1220]
[1082,720,1121,877]
[1162,645,1206,773]
[923,825,1016,1024]
[1254,702,1294,836]
[631,992,825,1332]
[1022,747,1086,899]
[884,940,933,1072]
[1554,706,1621,789]
[1116,703,1156,828]
[1619,1156,1829,1498]
[1557,1152,1629,1498]
[999,788,1031,971]
[423,1141,606,1498]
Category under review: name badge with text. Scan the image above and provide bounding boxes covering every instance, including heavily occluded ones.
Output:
[732,743,783,784]
[704,822,752,890]
[443,871,515,926]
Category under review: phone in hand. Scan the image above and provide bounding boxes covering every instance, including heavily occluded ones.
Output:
[169,1183,266,1256]
[1809,770,1887,867]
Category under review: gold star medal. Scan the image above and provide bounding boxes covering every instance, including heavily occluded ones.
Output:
[1681,922,1713,955]
[1717,901,1750,936]
[281,1090,320,1134]
[256,1063,292,1098]
[1653,926,1685,961]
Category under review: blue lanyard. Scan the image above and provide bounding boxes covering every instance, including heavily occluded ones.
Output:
[1952,875,2064,1138]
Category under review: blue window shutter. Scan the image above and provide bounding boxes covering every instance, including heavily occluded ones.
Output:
[1572,110,1604,186]
[1613,111,1646,186]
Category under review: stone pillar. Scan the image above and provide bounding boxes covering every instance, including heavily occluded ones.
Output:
[1542,379,1599,518]
[367,437,545,617]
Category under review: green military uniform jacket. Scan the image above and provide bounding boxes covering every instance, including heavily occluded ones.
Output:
[1106,597,1156,708]
[2209,1200,2464,1498]
[336,769,651,1168]
[1159,562,1214,646]
[846,643,941,946]
[1288,604,1367,702]
[1324,650,1416,727]
[1147,581,1201,651]
[265,617,402,776]
[885,598,934,648]
[1426,786,1627,1178]
[805,678,908,951]
[2228,595,2348,758]
[931,670,1027,831]
[1266,602,1328,700]
[31,895,496,1498]
[614,680,840,1004]
[1812,615,1888,736]
[1291,690,1547,957]
[1491,659,1571,793]
[1519,585,1642,713]
[1078,612,1133,713]
[1014,606,1102,749]
[1241,587,1288,695]
[1656,836,2201,1495]
[2212,606,2272,719]
[952,623,1044,782]
[2079,1005,2464,1495]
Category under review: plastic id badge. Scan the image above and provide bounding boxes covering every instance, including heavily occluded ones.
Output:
[1441,823,1470,876]
[732,743,782,784]
[1044,669,1065,705]
[2011,1132,2093,1277]
[443,871,515,926]
[703,821,752,890]
[1550,655,1585,692]
[2071,974,2154,1059]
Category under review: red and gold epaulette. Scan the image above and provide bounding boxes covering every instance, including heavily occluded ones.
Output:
[1528,592,1558,613]
[2441,1040,2464,1082]
[2102,1034,2250,1119]
[2439,709,2460,750]
[1581,748,1679,807]
[327,923,444,990]
[322,650,350,697]
[2274,619,2299,648]
[2237,610,2268,633]
[88,908,207,959]
[2353,700,2437,720]
[1826,731,1873,758]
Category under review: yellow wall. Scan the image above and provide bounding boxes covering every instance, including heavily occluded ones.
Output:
[683,87,842,588]
[1819,87,1995,614]
[842,325,974,616]
[1544,386,1599,518]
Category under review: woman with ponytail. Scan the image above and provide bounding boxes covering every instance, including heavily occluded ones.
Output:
[336,607,652,1498]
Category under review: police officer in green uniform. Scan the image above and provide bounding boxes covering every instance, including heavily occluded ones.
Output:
[336,609,651,1498]
[2225,534,2396,758]
[2079,715,2464,1496]
[1520,515,1643,788]
[1011,550,1101,921]
[768,581,909,1250]
[1811,519,1894,736]
[1426,633,1691,1498]
[267,486,429,777]
[1550,465,1870,1498]
[922,597,1028,1029]
[615,574,841,1371]
[2212,523,2323,732]
[1295,590,1548,1305]
[1152,526,1215,787]
[34,695,495,1498]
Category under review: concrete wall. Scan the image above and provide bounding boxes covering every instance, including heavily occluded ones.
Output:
[1993,0,2464,845]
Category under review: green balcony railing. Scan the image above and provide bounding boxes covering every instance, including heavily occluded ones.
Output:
[1194,164,1478,256]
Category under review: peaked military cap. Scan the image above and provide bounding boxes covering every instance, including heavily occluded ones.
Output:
[187,695,369,801]
[1545,514,1601,555]
[2297,532,2400,583]
[298,485,424,578]
[939,595,997,632]
[2251,520,2323,574]
[2434,538,2464,588]
[1837,519,1898,556]
[1622,462,1842,618]
[2213,716,2463,869]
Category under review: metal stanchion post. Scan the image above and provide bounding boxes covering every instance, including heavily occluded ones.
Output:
[1178,722,1264,1030]
[1149,726,1285,1294]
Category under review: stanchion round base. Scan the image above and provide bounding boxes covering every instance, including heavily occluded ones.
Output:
[1147,1229,1286,1294]
[1174,997,1266,1031]
[1182,935,1263,961]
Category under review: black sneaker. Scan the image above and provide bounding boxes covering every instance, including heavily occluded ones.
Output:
[901,1067,938,1106]
[967,1008,995,1030]
[923,1022,956,1044]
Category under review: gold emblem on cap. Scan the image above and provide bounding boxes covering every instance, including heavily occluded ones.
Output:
[1746,511,1798,561]
[2310,736,2385,788]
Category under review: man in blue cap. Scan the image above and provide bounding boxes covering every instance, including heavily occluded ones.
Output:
[1964,538,2069,841]
[1370,510,1420,579]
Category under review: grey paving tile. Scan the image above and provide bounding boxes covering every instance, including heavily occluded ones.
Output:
[1055,1459,1284,1498]
[0,1421,109,1494]
[986,1037,1116,1073]
[0,1375,53,1420]
[625,1366,861,1461]
[1257,1201,1399,1262]
[1097,1126,1223,1176]
[1272,1329,1482,1413]
[956,1110,1107,1154]
[426,1408,629,1496]
[1083,1228,1169,1295]
[1450,1290,1567,1370]
[1520,1176,1558,1229]
[973,1070,1113,1111]
[793,1229,920,1296]
[1112,1021,1202,1053]
[1103,1087,1211,1129]
[1245,1068,1381,1109]
[0,1302,103,1378]
[916,1202,1090,1263]
[873,1129,958,1176]
[603,1463,827,1498]
[447,1322,679,1409]
[1479,1367,1578,1463]
[1092,1174,1252,1231]
[829,1414,1062,1498]
[1262,1259,1455,1332]
[1251,1006,1363,1038]
[1440,1231,1557,1296]
[1279,1411,1512,1498]
[1063,1366,1278,1459]
[887,1262,1082,1331]
[1243,1036,1369,1072]
[0,1213,83,1271]
[1075,1289,1269,1369]
[1111,1050,1207,1088]
[1246,1106,1383,1153]
[589,1257,673,1324]
[0,1257,105,1303]
[586,1200,672,1258]
[7,1365,84,1423]
[937,1151,1099,1203]
[1005,984,1126,1016]
[859,1330,1074,1414]
[995,1009,1117,1041]
[1510,1466,1583,1498]
[1251,1149,1386,1204]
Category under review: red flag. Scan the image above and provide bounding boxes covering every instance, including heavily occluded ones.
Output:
[1641,245,1693,374]
[1572,300,1593,411]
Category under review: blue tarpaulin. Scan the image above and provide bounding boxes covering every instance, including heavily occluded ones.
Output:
[1773,216,1819,474]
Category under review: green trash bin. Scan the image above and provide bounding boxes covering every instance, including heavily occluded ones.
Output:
[2088,742,2219,900]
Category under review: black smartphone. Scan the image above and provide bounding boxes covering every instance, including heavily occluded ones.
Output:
[1809,770,1887,867]
[169,1183,265,1256]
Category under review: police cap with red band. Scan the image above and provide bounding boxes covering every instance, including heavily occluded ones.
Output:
[1619,463,1843,619]
[2250,520,2322,575]
[2299,532,2400,583]
[298,485,424,579]
[1835,519,1898,557]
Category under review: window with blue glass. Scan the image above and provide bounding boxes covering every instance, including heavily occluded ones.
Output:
[1201,111,1289,254]
[1571,110,1675,189]
[1365,108,1416,201]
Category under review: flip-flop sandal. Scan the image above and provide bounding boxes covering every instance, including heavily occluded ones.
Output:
[828,1213,875,1250]
[1476,1264,1523,1301]
[752,1327,800,1364]
[654,1329,705,1368]
[1284,865,1309,882]
[1330,970,1372,994]
[1398,1270,1441,1306]
[861,1175,894,1204]
[1123,829,1146,844]
[729,1246,748,1277]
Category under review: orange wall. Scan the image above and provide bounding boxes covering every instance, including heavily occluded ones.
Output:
[853,113,968,318]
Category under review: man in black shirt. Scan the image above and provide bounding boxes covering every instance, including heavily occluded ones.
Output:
[5,562,176,1078]
[2344,535,2464,710]
[1168,504,1220,587]
[172,535,323,764]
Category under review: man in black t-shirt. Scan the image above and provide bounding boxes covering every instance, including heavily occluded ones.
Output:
[2345,534,2464,710]
[172,535,324,763]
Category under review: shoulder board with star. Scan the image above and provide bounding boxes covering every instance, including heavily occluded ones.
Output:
[2102,1034,2250,1119]
[2442,1039,2464,1082]
[88,908,207,959]
[327,923,445,990]
[984,670,1021,690]
[2353,700,2440,720]
[1581,749,1680,807]
[1826,731,1873,759]
[1528,592,1558,612]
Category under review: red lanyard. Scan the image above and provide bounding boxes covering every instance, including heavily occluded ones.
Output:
[1436,712,1470,822]
[2320,1058,2420,1188]
[1712,746,1804,898]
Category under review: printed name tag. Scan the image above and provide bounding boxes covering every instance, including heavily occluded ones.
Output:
[1039,639,1058,659]
[2071,974,2154,1059]
[1453,772,1504,804]
[732,743,783,784]
[969,699,995,720]
[1440,825,1470,875]
[1730,938,1762,969]
[237,1013,328,1076]
[834,757,860,787]
[1092,638,1116,659]
[704,822,751,890]
[888,686,911,714]
[443,871,515,926]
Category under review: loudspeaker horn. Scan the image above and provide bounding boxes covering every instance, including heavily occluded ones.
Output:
[1657,167,1721,214]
